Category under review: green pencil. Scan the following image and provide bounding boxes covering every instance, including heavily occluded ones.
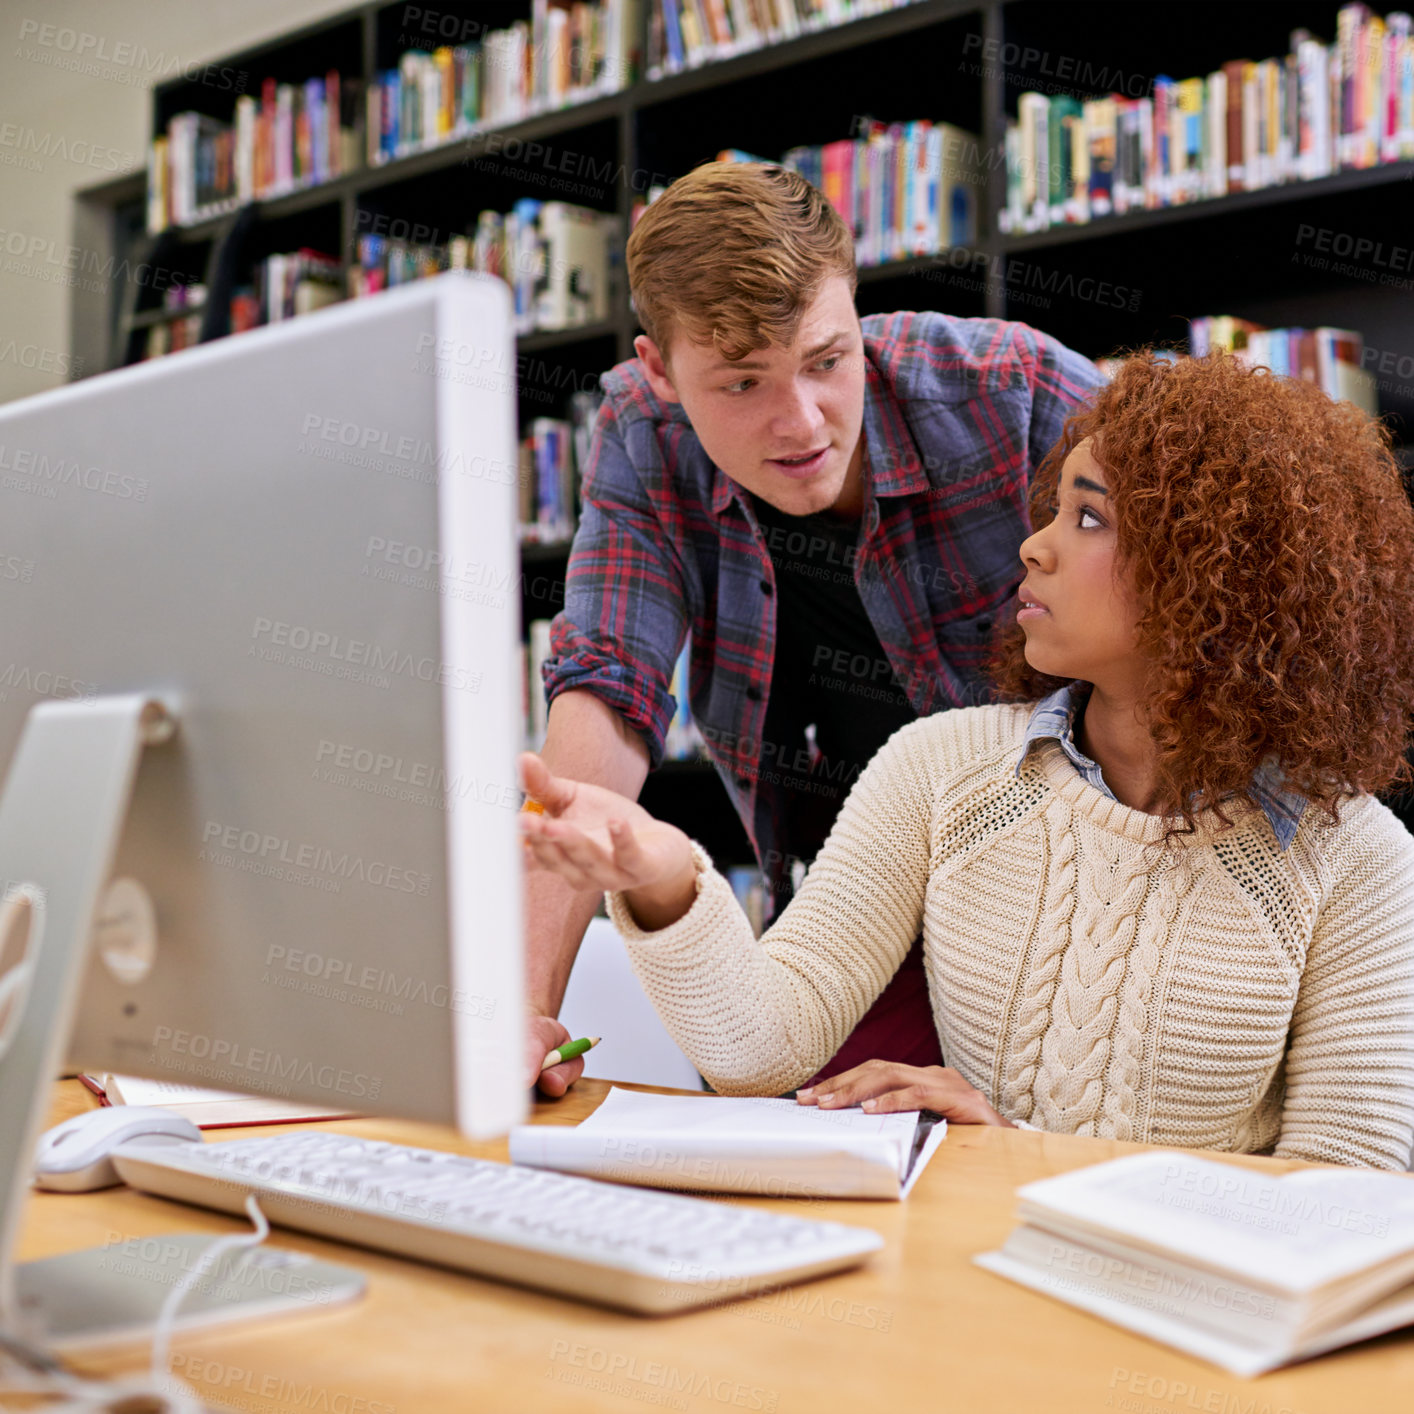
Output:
[541,1036,600,1071]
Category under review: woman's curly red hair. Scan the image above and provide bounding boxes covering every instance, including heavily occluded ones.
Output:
[988,350,1414,842]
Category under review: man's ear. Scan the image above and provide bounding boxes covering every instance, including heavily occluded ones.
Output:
[634,335,681,404]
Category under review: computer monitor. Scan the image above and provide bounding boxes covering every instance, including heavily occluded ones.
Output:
[0,273,527,1314]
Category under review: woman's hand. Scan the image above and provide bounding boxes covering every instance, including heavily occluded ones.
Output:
[518,752,699,930]
[796,1060,1014,1127]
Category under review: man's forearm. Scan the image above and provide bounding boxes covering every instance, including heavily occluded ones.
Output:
[525,689,650,1016]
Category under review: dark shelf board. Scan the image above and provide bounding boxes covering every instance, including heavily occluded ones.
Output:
[519,539,575,563]
[127,306,208,330]
[1002,161,1414,254]
[857,249,990,283]
[517,320,622,354]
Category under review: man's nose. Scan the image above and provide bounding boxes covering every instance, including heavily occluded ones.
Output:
[770,380,825,439]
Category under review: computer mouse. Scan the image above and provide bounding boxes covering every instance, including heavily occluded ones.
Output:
[34,1105,203,1192]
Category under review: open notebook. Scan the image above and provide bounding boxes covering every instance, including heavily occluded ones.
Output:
[509,1087,947,1200]
[79,1073,357,1129]
[975,1150,1414,1376]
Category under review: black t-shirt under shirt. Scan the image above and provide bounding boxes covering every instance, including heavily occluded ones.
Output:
[750,494,917,913]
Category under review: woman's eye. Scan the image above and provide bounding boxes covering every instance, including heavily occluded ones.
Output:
[1078,506,1104,529]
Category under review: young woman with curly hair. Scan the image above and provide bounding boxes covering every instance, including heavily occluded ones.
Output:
[520,351,1414,1170]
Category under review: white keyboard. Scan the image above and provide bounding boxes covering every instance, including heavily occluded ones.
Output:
[110,1131,884,1314]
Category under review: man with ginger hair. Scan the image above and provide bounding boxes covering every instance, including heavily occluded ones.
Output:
[527,162,1104,1093]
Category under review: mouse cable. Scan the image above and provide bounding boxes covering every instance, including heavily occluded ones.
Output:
[0,1195,270,1410]
[149,1192,271,1396]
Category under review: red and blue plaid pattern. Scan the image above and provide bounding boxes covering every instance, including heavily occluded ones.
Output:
[545,311,1105,880]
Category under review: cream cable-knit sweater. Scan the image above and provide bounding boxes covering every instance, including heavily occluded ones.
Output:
[606,704,1414,1170]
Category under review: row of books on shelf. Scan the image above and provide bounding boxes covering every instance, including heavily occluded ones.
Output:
[519,393,603,544]
[230,250,344,331]
[140,281,208,359]
[353,201,618,334]
[1091,319,1376,413]
[146,1,643,233]
[676,123,980,269]
[148,72,360,232]
[781,120,980,263]
[369,0,642,164]
[1192,317,1377,411]
[1001,4,1414,234]
[646,0,920,78]
[143,194,616,358]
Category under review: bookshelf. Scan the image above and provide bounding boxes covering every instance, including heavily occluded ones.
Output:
[72,0,1414,853]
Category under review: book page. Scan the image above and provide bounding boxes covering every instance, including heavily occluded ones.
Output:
[1015,1151,1414,1293]
[106,1073,247,1106]
[100,1074,356,1128]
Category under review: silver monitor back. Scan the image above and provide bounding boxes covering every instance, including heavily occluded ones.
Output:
[0,272,526,1141]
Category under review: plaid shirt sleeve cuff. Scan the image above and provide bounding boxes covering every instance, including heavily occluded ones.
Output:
[542,619,675,770]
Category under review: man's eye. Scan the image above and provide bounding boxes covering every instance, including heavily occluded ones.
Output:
[724,379,755,394]
[816,355,841,371]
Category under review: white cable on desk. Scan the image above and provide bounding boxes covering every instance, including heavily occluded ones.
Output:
[0,1193,271,1411]
[150,1194,271,1397]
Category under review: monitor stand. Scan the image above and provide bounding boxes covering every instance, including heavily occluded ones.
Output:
[0,695,363,1350]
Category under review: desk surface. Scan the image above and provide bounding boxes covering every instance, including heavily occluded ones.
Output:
[22,1080,1414,1414]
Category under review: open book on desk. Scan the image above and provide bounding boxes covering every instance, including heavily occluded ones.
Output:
[78,1073,358,1129]
[975,1150,1414,1376]
[509,1087,947,1200]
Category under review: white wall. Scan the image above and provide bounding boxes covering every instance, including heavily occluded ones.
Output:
[0,0,356,406]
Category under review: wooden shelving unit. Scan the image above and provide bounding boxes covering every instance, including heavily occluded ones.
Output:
[70,0,1414,850]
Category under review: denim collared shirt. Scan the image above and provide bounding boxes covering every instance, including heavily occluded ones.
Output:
[1015,681,1306,850]
[545,311,1104,890]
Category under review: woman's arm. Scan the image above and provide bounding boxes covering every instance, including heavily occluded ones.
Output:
[599,717,944,1095]
[1276,800,1414,1170]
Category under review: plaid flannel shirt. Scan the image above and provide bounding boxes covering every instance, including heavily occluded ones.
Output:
[544,310,1105,886]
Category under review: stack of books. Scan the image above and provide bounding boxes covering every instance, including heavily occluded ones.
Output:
[147,72,362,233]
[777,119,982,264]
[1000,3,1414,234]
[352,201,618,336]
[977,1150,1414,1376]
[367,0,643,163]
[646,0,921,78]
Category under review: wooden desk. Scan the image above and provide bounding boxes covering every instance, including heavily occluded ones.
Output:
[21,1080,1414,1413]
